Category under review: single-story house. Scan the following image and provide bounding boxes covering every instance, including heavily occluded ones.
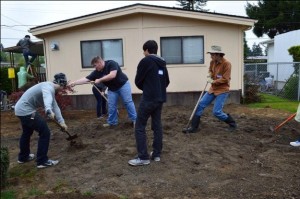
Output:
[260,29,300,89]
[28,3,255,109]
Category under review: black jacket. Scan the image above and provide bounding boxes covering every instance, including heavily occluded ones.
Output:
[135,55,170,102]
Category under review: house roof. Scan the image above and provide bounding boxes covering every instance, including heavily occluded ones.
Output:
[2,41,44,56]
[260,39,274,45]
[29,3,256,36]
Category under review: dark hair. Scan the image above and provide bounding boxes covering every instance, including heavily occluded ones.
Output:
[25,35,30,38]
[91,56,102,65]
[53,73,67,87]
[143,40,158,54]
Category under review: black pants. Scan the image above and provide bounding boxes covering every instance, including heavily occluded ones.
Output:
[135,100,163,160]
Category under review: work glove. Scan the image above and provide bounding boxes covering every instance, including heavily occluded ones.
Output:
[60,122,68,131]
[207,73,212,78]
[207,77,215,84]
[46,109,55,119]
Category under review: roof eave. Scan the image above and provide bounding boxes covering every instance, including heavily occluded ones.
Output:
[29,4,256,36]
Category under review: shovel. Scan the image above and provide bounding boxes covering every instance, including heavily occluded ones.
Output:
[90,82,120,116]
[51,118,78,141]
[183,82,208,132]
[269,112,296,132]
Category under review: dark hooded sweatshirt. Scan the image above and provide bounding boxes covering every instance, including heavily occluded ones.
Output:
[135,54,170,102]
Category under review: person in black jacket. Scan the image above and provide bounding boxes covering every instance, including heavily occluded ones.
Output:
[92,82,107,119]
[128,40,170,166]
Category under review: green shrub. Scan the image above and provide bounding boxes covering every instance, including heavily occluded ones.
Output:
[281,75,299,100]
[0,147,10,188]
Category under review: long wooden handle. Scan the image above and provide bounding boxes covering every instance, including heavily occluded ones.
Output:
[186,82,208,128]
[273,113,296,132]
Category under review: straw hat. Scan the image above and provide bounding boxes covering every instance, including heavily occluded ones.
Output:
[207,45,225,55]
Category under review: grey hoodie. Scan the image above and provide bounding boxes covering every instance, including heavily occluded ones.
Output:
[14,82,65,123]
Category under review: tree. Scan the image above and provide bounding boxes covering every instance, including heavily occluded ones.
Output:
[177,0,208,11]
[249,43,264,56]
[252,43,264,56]
[244,32,251,59]
[246,0,300,39]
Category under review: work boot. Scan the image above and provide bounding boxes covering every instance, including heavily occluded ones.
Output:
[182,115,200,133]
[224,114,237,131]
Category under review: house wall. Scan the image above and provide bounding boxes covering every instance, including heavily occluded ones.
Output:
[266,30,300,83]
[42,13,245,107]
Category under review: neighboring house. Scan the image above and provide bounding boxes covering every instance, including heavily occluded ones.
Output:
[27,4,255,109]
[260,29,300,87]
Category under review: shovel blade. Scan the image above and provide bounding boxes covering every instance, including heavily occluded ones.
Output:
[66,134,78,141]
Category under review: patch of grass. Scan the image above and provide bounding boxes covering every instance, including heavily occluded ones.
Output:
[83,191,93,196]
[26,187,44,197]
[9,164,37,179]
[0,190,16,199]
[247,93,299,113]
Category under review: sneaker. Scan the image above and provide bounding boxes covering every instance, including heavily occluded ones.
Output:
[18,153,35,164]
[150,152,160,162]
[37,159,59,169]
[128,157,150,166]
[290,140,300,147]
[103,123,111,127]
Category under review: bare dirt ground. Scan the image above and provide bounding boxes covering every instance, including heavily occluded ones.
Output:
[1,104,300,199]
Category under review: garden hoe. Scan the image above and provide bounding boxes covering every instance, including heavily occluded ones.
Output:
[51,118,79,145]
[182,82,208,133]
[269,112,296,132]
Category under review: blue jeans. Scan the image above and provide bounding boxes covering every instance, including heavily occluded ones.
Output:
[23,50,37,67]
[92,87,107,117]
[18,112,50,165]
[135,101,163,160]
[107,81,137,125]
[195,92,229,121]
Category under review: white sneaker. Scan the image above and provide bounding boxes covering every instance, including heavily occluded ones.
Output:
[128,157,150,166]
[18,153,35,164]
[150,151,160,162]
[290,140,300,147]
[37,159,59,169]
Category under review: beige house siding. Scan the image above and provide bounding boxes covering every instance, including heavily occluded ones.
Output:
[30,4,255,107]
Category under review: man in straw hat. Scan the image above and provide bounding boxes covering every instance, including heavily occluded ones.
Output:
[183,45,237,133]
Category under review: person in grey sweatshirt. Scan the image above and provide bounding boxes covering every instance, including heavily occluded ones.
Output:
[14,73,68,169]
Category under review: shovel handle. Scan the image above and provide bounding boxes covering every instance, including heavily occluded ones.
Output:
[273,112,296,132]
[186,82,208,128]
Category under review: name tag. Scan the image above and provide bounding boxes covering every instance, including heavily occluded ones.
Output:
[217,74,222,78]
[158,70,163,75]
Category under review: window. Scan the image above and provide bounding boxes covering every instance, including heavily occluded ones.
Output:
[80,39,123,68]
[161,36,204,64]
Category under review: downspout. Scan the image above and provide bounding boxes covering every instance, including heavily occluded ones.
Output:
[42,38,48,81]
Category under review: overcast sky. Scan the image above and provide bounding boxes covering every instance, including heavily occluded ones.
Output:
[1,1,269,48]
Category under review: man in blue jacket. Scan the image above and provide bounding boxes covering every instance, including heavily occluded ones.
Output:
[129,40,170,166]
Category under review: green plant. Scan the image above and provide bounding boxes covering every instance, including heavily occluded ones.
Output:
[26,187,43,197]
[0,190,16,199]
[281,75,299,100]
[83,191,93,196]
[0,147,10,188]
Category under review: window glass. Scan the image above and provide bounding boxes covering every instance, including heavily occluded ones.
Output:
[102,40,123,66]
[81,41,101,68]
[161,38,181,64]
[81,39,123,68]
[161,36,204,64]
[183,37,204,64]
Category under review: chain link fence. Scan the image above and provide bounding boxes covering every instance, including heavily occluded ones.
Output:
[244,62,300,102]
